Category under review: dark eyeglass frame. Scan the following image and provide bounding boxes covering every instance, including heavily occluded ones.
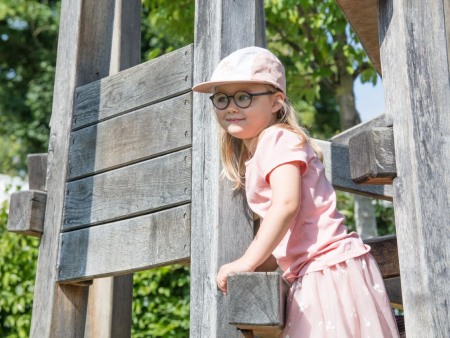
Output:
[209,90,276,109]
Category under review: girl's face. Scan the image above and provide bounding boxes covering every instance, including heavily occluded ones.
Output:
[213,83,284,150]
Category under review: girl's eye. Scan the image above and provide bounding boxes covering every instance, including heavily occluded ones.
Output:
[236,92,251,102]
[215,94,228,103]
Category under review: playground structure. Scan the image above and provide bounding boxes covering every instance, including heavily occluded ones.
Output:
[6,0,449,337]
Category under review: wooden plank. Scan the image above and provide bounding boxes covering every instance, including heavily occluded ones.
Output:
[384,276,402,307]
[7,190,47,237]
[349,127,396,185]
[28,154,48,191]
[83,1,141,337]
[72,44,193,130]
[329,114,387,146]
[379,1,450,337]
[191,1,266,337]
[363,234,399,279]
[335,0,381,74]
[63,149,191,230]
[58,204,191,283]
[68,93,192,179]
[228,272,288,338]
[316,140,393,200]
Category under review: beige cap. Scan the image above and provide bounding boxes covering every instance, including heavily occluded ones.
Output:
[192,46,286,94]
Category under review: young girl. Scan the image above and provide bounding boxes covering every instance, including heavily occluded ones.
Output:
[193,46,399,337]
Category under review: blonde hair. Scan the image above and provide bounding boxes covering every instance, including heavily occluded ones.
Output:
[220,94,323,190]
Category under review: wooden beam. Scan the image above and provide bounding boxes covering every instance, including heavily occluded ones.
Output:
[334,0,381,74]
[363,234,399,279]
[28,154,48,191]
[63,149,191,230]
[228,272,288,338]
[329,114,387,146]
[72,45,193,130]
[349,127,396,185]
[191,1,266,337]
[379,1,450,336]
[384,276,402,307]
[58,204,190,283]
[68,93,192,180]
[7,190,47,237]
[316,140,393,200]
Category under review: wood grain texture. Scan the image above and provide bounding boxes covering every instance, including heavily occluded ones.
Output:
[58,204,191,282]
[363,234,399,279]
[191,1,265,337]
[228,272,288,338]
[72,44,193,129]
[335,0,381,74]
[316,140,393,200]
[30,0,89,336]
[329,114,387,146]
[63,149,191,230]
[28,154,48,191]
[384,276,402,306]
[379,1,450,337]
[7,190,47,237]
[68,93,192,179]
[349,127,396,185]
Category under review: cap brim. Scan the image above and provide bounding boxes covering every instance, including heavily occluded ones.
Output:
[192,80,281,93]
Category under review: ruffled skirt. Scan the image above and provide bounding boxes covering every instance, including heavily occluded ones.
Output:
[282,253,400,338]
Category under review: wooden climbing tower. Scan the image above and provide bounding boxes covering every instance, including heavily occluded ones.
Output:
[6,1,449,337]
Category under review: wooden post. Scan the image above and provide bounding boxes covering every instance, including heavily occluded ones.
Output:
[191,1,266,337]
[379,1,450,337]
[30,0,140,336]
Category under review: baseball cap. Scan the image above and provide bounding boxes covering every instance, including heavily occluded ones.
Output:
[192,46,286,94]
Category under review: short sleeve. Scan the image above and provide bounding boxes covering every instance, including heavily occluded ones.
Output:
[254,127,310,182]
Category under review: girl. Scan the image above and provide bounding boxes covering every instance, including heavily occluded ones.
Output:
[193,46,399,337]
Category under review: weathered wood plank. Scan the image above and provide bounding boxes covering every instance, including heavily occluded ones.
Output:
[316,140,393,200]
[28,154,48,191]
[329,114,387,146]
[7,190,47,237]
[349,127,396,185]
[83,1,141,337]
[335,0,381,74]
[384,276,402,307]
[379,1,450,337]
[63,149,191,230]
[191,1,266,337]
[72,44,193,130]
[68,93,192,179]
[58,204,190,283]
[363,234,399,279]
[228,272,288,338]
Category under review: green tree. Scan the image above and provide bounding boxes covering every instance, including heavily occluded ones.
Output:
[0,0,59,176]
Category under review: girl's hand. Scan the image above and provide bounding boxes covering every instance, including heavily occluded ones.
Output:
[216,258,254,293]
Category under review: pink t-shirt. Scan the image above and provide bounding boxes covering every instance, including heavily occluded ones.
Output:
[245,126,369,283]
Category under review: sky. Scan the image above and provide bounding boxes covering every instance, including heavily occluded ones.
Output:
[354,76,385,123]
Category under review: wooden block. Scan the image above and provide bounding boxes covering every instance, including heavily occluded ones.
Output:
[349,127,397,185]
[7,190,47,236]
[27,154,47,191]
[228,272,289,337]
[316,139,393,201]
[363,234,399,278]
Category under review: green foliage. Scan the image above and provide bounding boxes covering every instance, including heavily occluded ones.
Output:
[0,196,39,338]
[0,0,59,176]
[132,266,190,337]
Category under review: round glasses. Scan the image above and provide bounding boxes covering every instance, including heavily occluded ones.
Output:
[209,90,276,110]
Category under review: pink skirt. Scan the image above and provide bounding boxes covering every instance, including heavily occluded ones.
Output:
[282,253,400,338]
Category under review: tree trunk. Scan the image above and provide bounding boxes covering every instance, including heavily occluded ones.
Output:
[336,73,378,239]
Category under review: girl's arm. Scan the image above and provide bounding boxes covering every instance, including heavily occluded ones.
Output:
[216,161,302,292]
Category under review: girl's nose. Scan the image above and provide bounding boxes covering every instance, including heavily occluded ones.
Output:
[227,99,239,113]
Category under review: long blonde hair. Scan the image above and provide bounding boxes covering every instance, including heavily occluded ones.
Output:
[220,95,323,190]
